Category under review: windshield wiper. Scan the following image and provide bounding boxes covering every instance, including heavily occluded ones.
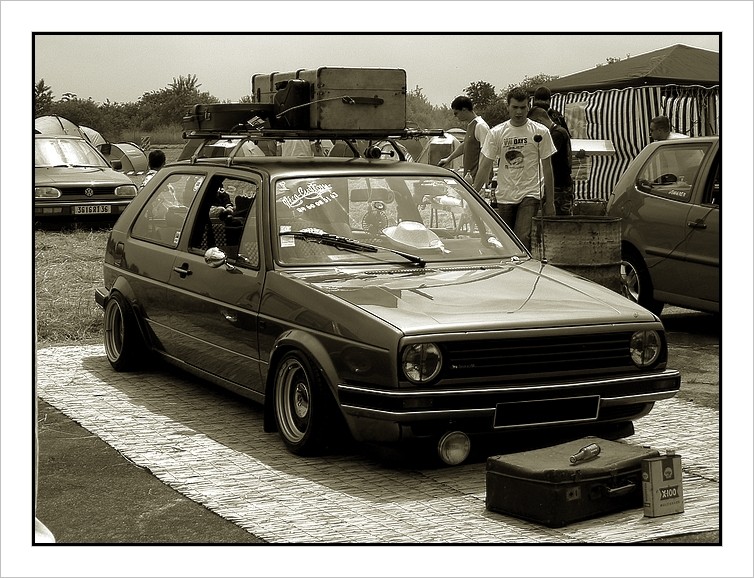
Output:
[280,231,426,267]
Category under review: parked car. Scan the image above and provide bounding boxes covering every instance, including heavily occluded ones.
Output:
[95,136,680,465]
[607,136,720,314]
[34,134,138,222]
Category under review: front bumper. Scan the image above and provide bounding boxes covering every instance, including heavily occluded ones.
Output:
[34,200,130,218]
[338,369,681,439]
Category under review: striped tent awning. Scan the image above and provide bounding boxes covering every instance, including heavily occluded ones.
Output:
[550,85,719,201]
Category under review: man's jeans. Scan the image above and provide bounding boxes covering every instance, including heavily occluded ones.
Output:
[495,197,540,251]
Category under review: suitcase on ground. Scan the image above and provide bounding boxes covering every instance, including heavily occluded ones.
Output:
[485,436,660,527]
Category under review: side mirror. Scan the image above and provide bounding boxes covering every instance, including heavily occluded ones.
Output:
[111,160,123,171]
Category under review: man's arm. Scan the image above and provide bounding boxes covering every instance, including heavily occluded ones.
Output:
[542,157,556,216]
[473,154,494,192]
[439,141,465,167]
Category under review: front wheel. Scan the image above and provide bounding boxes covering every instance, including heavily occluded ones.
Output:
[103,292,148,371]
[620,251,664,315]
[273,351,332,456]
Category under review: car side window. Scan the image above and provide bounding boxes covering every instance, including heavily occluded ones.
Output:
[131,173,205,247]
[635,144,711,203]
[189,175,260,267]
[236,195,259,269]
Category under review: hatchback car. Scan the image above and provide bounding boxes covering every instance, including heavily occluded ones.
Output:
[95,136,680,465]
[34,134,138,221]
[607,136,720,314]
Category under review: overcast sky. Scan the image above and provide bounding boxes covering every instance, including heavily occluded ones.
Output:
[34,33,720,106]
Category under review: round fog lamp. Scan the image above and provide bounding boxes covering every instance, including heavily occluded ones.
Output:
[437,431,471,466]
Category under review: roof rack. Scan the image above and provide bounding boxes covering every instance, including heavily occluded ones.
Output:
[182,127,444,141]
[182,126,445,165]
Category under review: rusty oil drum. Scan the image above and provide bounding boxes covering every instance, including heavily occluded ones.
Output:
[531,216,622,293]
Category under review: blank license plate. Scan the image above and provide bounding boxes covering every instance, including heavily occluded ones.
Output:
[494,395,600,428]
[74,205,111,215]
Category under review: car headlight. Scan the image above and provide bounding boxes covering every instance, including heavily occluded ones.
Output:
[401,343,442,384]
[35,186,61,198]
[115,184,138,197]
[630,330,662,367]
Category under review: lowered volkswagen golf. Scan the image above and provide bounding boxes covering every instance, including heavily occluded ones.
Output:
[95,137,680,465]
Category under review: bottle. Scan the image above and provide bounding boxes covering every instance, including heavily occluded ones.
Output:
[489,180,498,208]
[569,443,601,464]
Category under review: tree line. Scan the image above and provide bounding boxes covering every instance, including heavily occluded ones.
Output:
[34,72,560,143]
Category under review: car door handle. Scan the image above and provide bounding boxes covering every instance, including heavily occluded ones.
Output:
[687,219,707,230]
[173,263,192,278]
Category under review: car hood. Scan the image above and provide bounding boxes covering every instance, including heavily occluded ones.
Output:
[284,260,657,335]
[35,166,133,186]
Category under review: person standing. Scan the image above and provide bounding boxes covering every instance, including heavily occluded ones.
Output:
[528,105,573,216]
[650,115,689,141]
[473,87,556,250]
[438,95,491,183]
[533,86,571,137]
[139,149,166,191]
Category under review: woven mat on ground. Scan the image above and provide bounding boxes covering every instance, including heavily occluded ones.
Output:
[37,345,719,544]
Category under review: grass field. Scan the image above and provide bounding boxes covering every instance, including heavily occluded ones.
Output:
[35,228,111,345]
[34,144,184,346]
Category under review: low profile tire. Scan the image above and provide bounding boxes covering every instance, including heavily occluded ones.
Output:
[273,351,333,456]
[103,292,147,371]
[620,250,664,316]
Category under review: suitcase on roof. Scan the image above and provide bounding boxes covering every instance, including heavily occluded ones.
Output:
[252,67,407,131]
[182,103,273,133]
[485,436,660,527]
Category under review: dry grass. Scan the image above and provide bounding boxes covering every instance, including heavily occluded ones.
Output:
[34,143,183,346]
[35,228,111,345]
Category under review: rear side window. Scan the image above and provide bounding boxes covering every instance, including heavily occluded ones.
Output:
[635,144,710,202]
[131,173,205,247]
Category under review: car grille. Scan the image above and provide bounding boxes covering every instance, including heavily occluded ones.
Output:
[61,186,118,197]
[441,331,636,383]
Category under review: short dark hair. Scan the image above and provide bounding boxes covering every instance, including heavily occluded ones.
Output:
[148,149,166,170]
[534,86,551,101]
[451,95,473,111]
[650,115,671,132]
[528,106,551,123]
[506,86,529,104]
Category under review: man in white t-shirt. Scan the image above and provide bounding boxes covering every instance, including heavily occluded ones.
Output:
[473,87,556,250]
[438,95,491,183]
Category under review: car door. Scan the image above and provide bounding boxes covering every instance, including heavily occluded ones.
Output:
[677,149,720,307]
[632,141,714,302]
[164,171,265,394]
[126,170,207,345]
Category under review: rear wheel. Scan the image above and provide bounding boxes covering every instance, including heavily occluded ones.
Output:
[620,249,664,315]
[273,351,333,455]
[103,292,147,371]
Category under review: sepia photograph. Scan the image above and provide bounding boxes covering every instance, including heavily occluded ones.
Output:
[2,2,752,577]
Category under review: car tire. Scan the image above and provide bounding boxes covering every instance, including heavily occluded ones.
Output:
[103,292,148,371]
[273,351,333,456]
[620,249,664,315]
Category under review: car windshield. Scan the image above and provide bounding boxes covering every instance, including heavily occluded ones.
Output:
[35,138,109,168]
[274,174,525,265]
